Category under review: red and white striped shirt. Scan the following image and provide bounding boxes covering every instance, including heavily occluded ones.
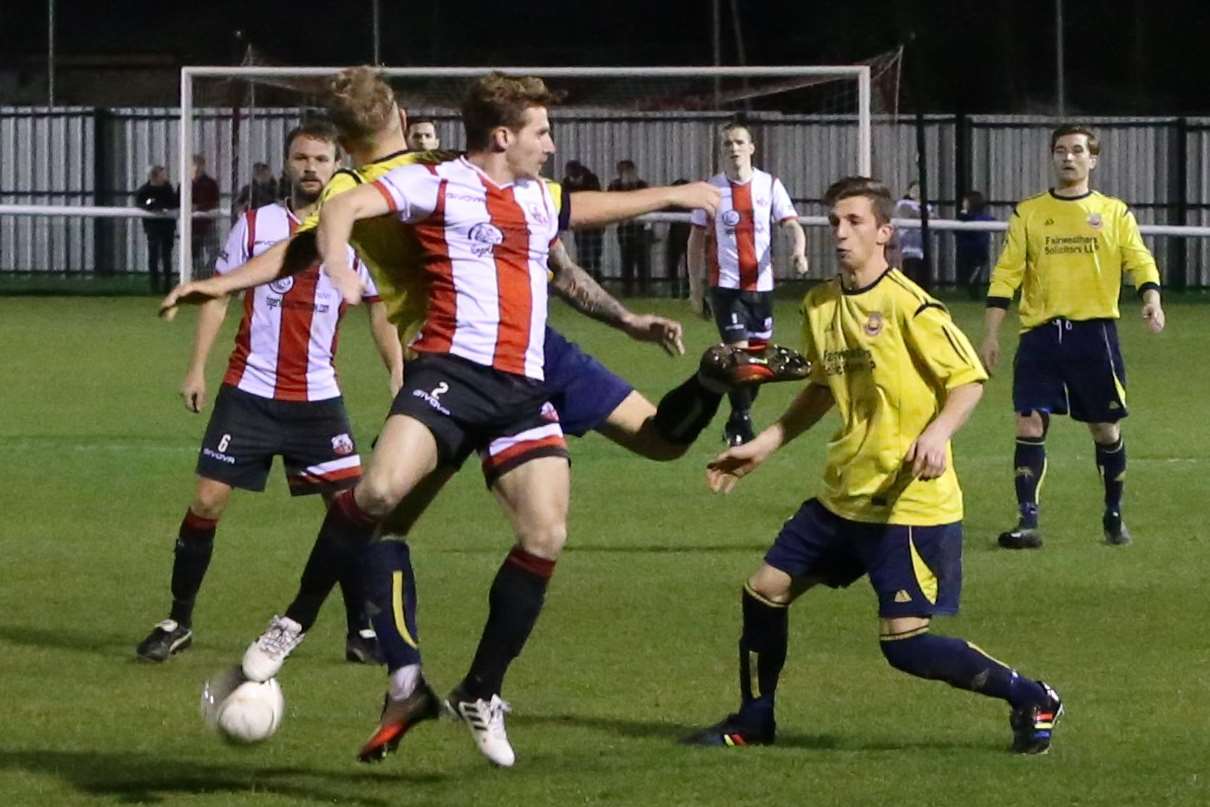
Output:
[691,169,798,292]
[372,156,561,381]
[216,202,379,401]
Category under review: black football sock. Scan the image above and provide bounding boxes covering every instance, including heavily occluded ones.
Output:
[461,547,555,700]
[652,373,723,445]
[727,387,754,426]
[1095,437,1126,515]
[738,584,787,719]
[362,538,422,672]
[168,509,217,629]
[879,630,1050,709]
[1013,437,1046,528]
[284,490,377,632]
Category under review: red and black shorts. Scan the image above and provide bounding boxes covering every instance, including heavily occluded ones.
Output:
[388,353,569,488]
[196,384,362,496]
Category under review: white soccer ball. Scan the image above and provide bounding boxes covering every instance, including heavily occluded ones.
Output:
[201,667,284,745]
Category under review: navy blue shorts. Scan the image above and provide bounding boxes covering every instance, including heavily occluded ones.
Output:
[1012,318,1128,423]
[764,499,963,618]
[709,288,774,345]
[542,326,633,437]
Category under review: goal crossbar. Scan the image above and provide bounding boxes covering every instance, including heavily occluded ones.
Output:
[177,64,871,281]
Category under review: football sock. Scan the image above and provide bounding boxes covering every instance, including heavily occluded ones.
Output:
[652,373,724,445]
[727,387,754,426]
[284,490,377,632]
[461,547,555,700]
[1013,437,1046,528]
[389,663,422,702]
[1095,437,1126,514]
[362,538,422,673]
[738,584,788,719]
[879,631,1050,708]
[168,509,217,629]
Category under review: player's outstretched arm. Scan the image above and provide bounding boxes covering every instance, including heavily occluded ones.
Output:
[180,296,230,413]
[568,181,720,229]
[316,183,390,304]
[366,300,405,395]
[905,382,983,480]
[548,240,684,355]
[707,383,834,493]
[159,240,292,320]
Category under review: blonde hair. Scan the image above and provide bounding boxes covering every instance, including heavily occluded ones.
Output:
[462,72,561,151]
[325,67,397,144]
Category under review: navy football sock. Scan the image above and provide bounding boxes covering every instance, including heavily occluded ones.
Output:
[1013,437,1046,528]
[462,547,555,700]
[284,490,377,632]
[1095,437,1126,514]
[361,539,422,672]
[738,584,787,718]
[652,373,723,445]
[879,631,1049,708]
[168,509,217,629]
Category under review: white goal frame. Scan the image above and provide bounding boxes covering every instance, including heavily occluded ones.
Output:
[177,65,872,281]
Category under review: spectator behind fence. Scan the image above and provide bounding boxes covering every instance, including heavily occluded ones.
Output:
[664,178,693,297]
[893,180,934,289]
[608,159,652,294]
[235,162,279,217]
[135,165,179,293]
[191,155,221,277]
[562,160,604,277]
[956,190,995,299]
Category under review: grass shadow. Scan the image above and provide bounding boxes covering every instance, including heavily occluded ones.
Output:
[0,622,135,658]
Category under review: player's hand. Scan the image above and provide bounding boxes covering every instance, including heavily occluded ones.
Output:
[667,181,721,218]
[1142,301,1166,333]
[159,280,222,321]
[620,313,684,356]
[791,253,809,276]
[324,263,365,305]
[180,370,207,413]
[978,337,1000,374]
[706,436,775,493]
[905,425,949,480]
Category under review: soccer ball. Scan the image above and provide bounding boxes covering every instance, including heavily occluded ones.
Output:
[201,666,285,745]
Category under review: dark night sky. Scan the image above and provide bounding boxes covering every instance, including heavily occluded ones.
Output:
[4,0,1209,114]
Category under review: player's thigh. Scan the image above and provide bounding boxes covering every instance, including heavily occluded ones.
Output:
[491,456,571,559]
[596,391,686,461]
[195,385,278,493]
[359,414,441,513]
[379,465,457,536]
[857,521,963,621]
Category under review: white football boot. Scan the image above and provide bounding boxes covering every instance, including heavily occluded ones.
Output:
[242,615,305,682]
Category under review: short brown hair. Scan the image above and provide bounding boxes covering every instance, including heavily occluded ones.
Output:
[325,67,396,144]
[823,176,895,225]
[1050,124,1100,155]
[462,72,561,151]
[284,119,341,159]
[721,121,753,140]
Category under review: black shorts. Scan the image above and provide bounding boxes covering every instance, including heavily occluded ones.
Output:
[709,287,774,345]
[1012,318,1128,423]
[196,384,361,495]
[389,353,569,487]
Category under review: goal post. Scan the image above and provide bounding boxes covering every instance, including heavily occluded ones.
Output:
[176,64,873,282]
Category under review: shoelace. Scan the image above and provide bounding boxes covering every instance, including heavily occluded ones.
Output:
[258,617,300,656]
[484,698,512,738]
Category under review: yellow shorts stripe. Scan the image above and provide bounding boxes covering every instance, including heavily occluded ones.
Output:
[907,528,938,605]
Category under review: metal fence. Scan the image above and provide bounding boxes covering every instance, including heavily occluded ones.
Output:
[4,107,1210,287]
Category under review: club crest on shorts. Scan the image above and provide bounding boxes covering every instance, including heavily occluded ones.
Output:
[539,401,560,422]
[1087,213,1103,230]
[269,276,294,295]
[468,222,505,257]
[330,433,354,456]
[864,311,884,337]
[722,209,742,227]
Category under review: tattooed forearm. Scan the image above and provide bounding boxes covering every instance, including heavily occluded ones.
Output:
[548,240,632,326]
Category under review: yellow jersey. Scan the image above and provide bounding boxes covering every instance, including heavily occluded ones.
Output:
[801,269,988,526]
[988,189,1161,331]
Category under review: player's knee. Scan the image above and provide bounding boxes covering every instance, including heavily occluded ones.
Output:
[516,520,568,561]
[353,476,402,520]
[746,568,794,606]
[191,484,230,520]
[1089,422,1119,444]
[1015,410,1048,439]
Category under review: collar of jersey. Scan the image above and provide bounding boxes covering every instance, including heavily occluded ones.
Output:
[460,156,525,190]
[1048,187,1093,202]
[365,148,410,167]
[840,265,892,296]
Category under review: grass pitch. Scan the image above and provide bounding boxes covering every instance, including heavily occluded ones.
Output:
[0,294,1207,806]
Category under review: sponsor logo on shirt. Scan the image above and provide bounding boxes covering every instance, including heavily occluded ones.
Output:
[468,222,505,257]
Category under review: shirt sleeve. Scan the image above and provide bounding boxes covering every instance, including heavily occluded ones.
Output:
[987,204,1028,304]
[213,213,249,275]
[903,303,989,390]
[356,255,381,302]
[371,165,441,224]
[771,178,799,223]
[1116,205,1161,293]
[299,171,362,234]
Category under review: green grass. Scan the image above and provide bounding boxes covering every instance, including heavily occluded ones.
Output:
[1,295,1207,806]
